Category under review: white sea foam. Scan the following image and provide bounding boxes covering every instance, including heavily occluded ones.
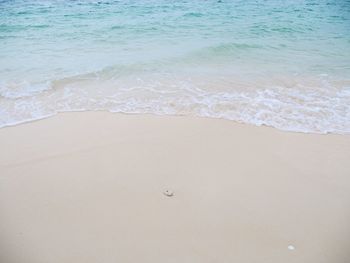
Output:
[1,74,349,134]
[0,80,52,99]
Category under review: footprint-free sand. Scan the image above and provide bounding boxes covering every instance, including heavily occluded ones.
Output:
[1,112,349,263]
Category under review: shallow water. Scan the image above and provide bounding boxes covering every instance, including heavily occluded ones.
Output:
[1,0,350,133]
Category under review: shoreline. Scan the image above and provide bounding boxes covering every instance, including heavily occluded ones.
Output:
[1,109,349,135]
[1,112,350,262]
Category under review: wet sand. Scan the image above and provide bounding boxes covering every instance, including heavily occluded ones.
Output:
[0,112,349,263]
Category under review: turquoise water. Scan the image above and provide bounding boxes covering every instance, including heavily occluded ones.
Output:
[1,0,350,133]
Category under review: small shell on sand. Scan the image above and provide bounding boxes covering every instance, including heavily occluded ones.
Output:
[288,245,295,250]
[163,189,174,197]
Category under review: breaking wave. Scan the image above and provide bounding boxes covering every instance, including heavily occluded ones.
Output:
[1,71,349,134]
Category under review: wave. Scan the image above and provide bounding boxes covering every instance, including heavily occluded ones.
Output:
[1,72,349,134]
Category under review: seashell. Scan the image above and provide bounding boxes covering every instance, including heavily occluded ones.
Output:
[288,245,295,250]
[163,189,174,197]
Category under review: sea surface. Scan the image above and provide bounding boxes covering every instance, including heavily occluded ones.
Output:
[1,0,350,133]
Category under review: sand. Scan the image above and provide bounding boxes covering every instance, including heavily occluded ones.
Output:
[0,112,349,263]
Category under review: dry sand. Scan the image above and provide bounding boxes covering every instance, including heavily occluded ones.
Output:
[0,112,349,263]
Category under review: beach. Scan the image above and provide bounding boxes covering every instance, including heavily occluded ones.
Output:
[1,112,349,263]
[1,0,350,261]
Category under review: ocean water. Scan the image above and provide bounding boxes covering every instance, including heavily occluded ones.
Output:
[1,0,350,133]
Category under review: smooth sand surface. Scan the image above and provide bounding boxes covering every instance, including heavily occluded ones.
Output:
[0,112,349,263]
